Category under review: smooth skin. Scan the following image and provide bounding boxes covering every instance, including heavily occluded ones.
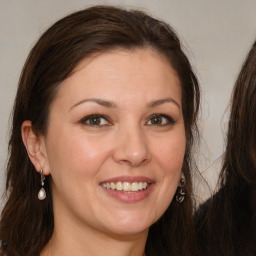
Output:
[22,48,186,256]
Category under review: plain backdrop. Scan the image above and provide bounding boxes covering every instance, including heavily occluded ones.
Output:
[1,0,256,207]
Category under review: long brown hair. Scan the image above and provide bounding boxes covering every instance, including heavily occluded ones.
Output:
[219,40,256,255]
[196,40,256,256]
[0,6,200,256]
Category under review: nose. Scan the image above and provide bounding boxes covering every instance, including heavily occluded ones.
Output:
[112,125,151,167]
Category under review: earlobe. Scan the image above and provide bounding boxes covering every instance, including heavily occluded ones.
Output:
[21,120,50,175]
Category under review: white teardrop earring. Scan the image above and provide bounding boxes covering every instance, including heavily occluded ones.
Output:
[38,169,46,200]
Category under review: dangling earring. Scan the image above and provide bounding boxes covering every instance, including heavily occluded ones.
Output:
[38,169,46,200]
[176,171,186,203]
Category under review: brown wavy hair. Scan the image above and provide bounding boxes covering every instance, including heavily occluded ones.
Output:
[196,40,256,256]
[0,6,200,256]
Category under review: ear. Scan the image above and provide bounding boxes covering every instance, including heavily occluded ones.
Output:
[21,120,50,175]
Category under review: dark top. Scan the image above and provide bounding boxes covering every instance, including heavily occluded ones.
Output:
[195,186,256,256]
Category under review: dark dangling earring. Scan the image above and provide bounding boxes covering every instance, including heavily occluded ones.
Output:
[38,169,46,200]
[176,172,186,203]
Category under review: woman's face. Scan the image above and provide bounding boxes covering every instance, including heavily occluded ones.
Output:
[42,48,186,236]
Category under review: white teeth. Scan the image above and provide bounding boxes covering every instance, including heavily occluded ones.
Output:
[131,182,138,192]
[101,181,150,192]
[110,182,116,190]
[123,182,131,192]
[116,182,122,191]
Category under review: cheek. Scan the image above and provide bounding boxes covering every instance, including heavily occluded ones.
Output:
[149,131,186,221]
[45,130,111,181]
[154,132,186,173]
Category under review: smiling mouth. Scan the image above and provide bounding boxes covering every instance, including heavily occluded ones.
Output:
[100,181,150,192]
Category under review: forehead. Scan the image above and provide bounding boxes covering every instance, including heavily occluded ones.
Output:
[53,47,182,108]
[70,47,179,83]
[72,47,173,73]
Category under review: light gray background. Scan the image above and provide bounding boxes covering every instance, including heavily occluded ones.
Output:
[1,0,256,206]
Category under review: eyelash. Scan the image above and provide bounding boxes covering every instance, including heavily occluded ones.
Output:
[79,114,111,127]
[79,113,176,127]
[146,114,176,126]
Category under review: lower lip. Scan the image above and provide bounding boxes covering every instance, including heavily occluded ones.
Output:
[101,184,154,203]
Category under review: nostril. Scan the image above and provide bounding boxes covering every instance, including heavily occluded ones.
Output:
[114,152,150,167]
[112,129,151,166]
[112,146,151,167]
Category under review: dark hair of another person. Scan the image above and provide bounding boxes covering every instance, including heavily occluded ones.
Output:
[0,6,200,256]
[196,40,256,256]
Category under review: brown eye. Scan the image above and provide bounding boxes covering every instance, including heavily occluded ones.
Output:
[147,114,176,126]
[81,115,109,126]
[150,115,163,125]
[89,117,101,125]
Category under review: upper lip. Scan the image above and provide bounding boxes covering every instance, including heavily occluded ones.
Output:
[100,176,154,184]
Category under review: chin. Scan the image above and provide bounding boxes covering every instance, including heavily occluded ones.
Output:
[107,225,149,237]
[102,214,154,236]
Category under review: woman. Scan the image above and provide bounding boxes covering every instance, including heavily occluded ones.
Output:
[196,40,256,255]
[0,6,200,256]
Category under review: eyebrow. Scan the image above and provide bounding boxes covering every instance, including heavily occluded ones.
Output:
[70,98,117,111]
[70,97,180,111]
[147,98,181,109]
